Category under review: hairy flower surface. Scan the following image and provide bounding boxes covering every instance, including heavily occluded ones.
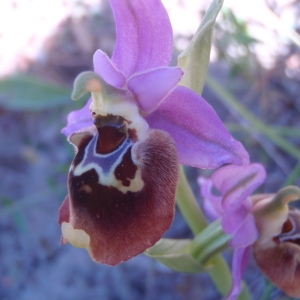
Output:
[199,163,266,299]
[60,0,249,266]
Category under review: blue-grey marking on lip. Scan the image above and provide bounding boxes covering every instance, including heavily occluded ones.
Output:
[81,134,134,174]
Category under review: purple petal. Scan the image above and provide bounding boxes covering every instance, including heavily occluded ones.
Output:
[128,67,183,113]
[211,164,266,211]
[110,0,173,77]
[146,86,250,168]
[198,177,223,220]
[222,206,247,236]
[61,99,93,137]
[225,210,258,247]
[93,50,126,88]
[226,246,252,300]
[222,202,250,235]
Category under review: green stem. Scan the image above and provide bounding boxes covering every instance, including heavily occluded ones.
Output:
[177,166,251,298]
[176,166,207,234]
[209,255,232,296]
[206,76,300,161]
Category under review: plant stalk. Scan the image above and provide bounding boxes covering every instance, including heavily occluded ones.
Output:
[177,166,250,298]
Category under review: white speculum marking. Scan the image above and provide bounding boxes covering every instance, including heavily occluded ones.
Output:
[73,133,144,194]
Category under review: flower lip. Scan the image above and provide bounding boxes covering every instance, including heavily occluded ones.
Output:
[61,127,179,265]
[253,207,300,298]
[275,209,300,246]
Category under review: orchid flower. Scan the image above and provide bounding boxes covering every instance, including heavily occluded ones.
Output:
[252,186,300,298]
[199,163,266,300]
[59,0,249,266]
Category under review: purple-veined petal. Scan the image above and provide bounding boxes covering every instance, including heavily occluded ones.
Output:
[61,99,93,137]
[93,49,126,88]
[226,246,252,300]
[146,86,250,168]
[128,67,183,113]
[212,164,266,211]
[110,0,173,77]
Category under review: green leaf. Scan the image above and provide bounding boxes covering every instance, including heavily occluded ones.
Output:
[206,75,300,161]
[178,0,224,95]
[145,238,207,273]
[0,75,71,111]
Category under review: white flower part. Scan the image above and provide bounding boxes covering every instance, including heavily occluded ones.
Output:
[90,91,149,141]
[90,92,107,116]
[61,222,90,249]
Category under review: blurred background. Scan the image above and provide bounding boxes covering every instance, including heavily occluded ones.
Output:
[0,0,299,299]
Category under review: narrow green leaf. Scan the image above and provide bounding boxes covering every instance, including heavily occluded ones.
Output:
[176,166,207,235]
[178,0,224,95]
[284,162,300,186]
[206,75,300,161]
[0,75,71,111]
[145,238,206,273]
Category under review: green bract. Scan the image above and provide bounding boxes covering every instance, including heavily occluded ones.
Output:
[178,0,224,95]
[145,221,231,273]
